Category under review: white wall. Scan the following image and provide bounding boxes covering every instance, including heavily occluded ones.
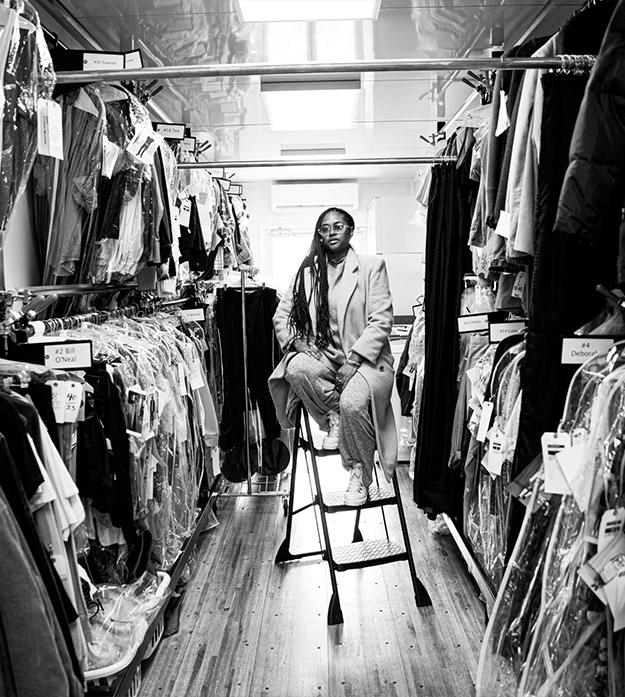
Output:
[242,179,423,317]
[243,179,415,287]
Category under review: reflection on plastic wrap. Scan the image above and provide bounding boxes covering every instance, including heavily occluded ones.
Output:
[0,1,56,250]
[86,571,170,676]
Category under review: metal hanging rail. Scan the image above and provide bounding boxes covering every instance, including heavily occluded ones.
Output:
[178,156,456,170]
[54,55,595,84]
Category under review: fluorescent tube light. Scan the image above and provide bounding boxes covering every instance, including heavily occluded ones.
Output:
[236,0,380,22]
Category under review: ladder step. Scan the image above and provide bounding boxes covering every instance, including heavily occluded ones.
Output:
[332,540,407,571]
[319,486,396,511]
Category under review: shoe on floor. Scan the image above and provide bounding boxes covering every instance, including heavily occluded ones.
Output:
[344,465,368,506]
[322,410,340,449]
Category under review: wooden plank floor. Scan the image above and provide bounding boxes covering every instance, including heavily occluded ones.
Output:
[139,462,485,697]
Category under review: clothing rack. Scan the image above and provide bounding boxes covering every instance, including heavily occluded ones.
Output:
[220,265,288,504]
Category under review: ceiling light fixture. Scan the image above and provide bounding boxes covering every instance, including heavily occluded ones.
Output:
[261,74,361,131]
[236,0,380,22]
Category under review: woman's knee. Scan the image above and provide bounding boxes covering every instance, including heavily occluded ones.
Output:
[285,353,329,386]
[339,382,370,416]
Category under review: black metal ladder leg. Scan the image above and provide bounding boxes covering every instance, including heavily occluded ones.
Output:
[392,473,432,607]
[301,409,344,625]
[274,405,302,563]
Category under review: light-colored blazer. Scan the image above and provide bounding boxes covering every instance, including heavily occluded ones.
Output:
[268,247,398,480]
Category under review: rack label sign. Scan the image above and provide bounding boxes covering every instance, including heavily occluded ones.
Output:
[43,341,93,369]
[561,337,615,365]
[154,122,186,140]
[489,320,527,343]
[458,313,490,333]
[83,52,125,71]
[180,308,205,322]
[457,312,507,334]
[181,136,196,152]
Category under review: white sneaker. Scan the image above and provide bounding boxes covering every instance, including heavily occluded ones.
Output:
[344,465,368,506]
[322,410,340,449]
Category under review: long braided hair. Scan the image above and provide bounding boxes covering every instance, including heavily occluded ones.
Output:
[287,207,355,348]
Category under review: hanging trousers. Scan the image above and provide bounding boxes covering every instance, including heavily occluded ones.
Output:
[216,287,281,450]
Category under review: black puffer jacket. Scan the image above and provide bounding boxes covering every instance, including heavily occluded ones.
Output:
[555,0,625,244]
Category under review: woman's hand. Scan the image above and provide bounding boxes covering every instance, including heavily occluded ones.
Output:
[334,361,358,393]
[292,338,323,361]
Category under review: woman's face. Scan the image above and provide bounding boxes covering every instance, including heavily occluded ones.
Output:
[317,210,353,259]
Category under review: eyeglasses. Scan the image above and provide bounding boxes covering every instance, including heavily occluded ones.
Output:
[318,222,352,235]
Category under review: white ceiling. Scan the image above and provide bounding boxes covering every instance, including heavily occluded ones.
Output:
[32,0,583,185]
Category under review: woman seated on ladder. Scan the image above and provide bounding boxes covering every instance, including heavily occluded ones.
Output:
[269,206,398,506]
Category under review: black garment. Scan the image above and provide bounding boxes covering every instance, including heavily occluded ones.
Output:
[215,287,286,480]
[413,153,475,515]
[79,364,137,547]
[395,326,415,417]
[178,196,209,272]
[510,2,619,552]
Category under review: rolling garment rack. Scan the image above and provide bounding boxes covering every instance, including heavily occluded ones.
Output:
[218,263,289,504]
[0,283,222,697]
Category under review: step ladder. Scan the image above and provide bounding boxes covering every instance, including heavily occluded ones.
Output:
[275,403,432,625]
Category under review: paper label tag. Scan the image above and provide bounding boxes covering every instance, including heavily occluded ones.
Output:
[586,531,625,631]
[179,199,192,228]
[48,381,69,424]
[485,429,505,476]
[37,99,64,160]
[556,440,592,511]
[180,308,205,322]
[181,136,196,152]
[511,271,527,299]
[83,51,125,71]
[44,342,93,370]
[64,381,82,423]
[188,358,205,390]
[102,137,120,178]
[124,49,143,69]
[126,128,164,165]
[495,90,510,136]
[598,508,625,551]
[458,313,490,334]
[476,400,494,442]
[178,363,188,396]
[494,210,511,240]
[489,320,528,343]
[154,122,186,140]
[561,337,615,365]
[541,431,572,495]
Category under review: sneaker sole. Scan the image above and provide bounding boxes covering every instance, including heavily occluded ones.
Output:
[344,494,368,506]
[322,437,339,449]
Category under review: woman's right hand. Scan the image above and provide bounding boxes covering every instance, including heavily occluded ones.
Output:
[293,339,323,360]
